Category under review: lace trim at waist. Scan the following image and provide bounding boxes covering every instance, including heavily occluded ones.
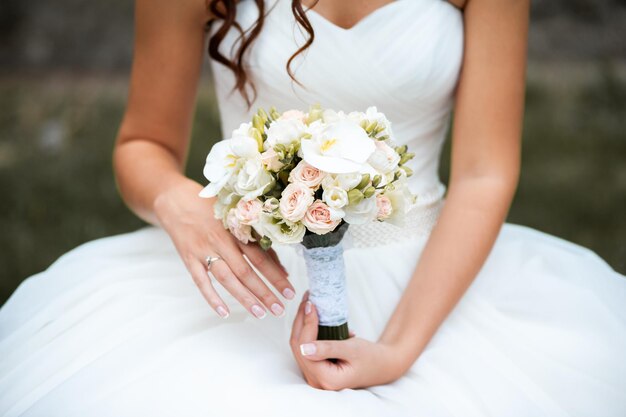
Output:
[345,183,446,248]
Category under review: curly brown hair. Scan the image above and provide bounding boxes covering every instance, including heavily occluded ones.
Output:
[204,0,318,110]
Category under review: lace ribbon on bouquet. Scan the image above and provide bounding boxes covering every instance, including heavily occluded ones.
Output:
[301,243,348,328]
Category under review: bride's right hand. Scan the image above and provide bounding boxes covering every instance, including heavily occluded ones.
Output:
[153,179,296,319]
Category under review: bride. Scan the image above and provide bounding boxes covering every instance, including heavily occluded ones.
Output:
[1,0,625,415]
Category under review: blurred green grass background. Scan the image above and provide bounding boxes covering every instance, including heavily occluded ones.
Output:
[1,61,625,305]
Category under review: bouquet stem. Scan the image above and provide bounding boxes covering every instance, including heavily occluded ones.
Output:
[302,242,349,342]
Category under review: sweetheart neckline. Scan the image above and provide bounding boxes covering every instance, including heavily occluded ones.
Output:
[304,0,406,33]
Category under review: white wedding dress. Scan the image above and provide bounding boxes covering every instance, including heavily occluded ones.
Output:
[1,0,625,416]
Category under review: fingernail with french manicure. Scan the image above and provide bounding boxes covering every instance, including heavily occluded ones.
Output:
[282,288,295,300]
[216,305,229,318]
[271,303,285,317]
[251,304,266,319]
[300,343,316,356]
[305,301,312,315]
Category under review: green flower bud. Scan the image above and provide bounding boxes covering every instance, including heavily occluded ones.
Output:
[250,127,264,152]
[395,145,408,155]
[365,121,378,134]
[252,114,265,134]
[269,106,280,121]
[347,189,364,205]
[259,236,273,251]
[376,135,389,141]
[306,103,323,124]
[357,173,370,190]
[401,166,413,177]
[399,152,415,165]
[372,174,382,188]
[257,107,269,122]
[363,186,376,198]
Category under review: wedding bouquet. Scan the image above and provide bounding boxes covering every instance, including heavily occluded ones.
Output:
[199,104,416,340]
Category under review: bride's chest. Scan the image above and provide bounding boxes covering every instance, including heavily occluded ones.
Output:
[212,0,464,112]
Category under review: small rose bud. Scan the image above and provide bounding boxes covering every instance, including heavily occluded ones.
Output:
[357,173,370,190]
[363,186,376,198]
[250,127,264,152]
[399,152,415,165]
[347,189,364,205]
[259,236,272,251]
[252,114,265,134]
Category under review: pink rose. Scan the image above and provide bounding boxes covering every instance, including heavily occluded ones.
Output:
[226,209,255,244]
[289,160,325,189]
[235,198,262,225]
[279,182,314,222]
[302,200,342,235]
[279,109,306,122]
[260,148,284,172]
[376,194,393,220]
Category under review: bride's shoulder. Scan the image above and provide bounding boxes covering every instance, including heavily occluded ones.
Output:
[446,0,467,11]
[135,0,216,28]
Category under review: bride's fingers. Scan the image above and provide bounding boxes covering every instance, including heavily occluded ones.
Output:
[297,298,320,349]
[289,292,309,348]
[219,245,286,317]
[188,259,230,318]
[208,259,268,319]
[237,241,296,301]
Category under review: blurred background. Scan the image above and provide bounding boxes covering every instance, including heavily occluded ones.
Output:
[0,0,625,305]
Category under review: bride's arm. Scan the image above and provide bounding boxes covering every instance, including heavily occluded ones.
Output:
[378,0,530,376]
[113,0,295,319]
[113,0,212,226]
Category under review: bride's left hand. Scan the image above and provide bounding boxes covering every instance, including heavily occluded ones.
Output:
[289,291,404,390]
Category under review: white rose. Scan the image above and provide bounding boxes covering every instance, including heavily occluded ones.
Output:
[230,122,261,157]
[257,213,306,245]
[226,209,255,244]
[343,196,378,225]
[367,140,401,174]
[279,182,314,222]
[335,173,362,190]
[265,118,306,149]
[233,158,275,201]
[385,180,417,226]
[300,119,376,174]
[289,160,326,189]
[322,186,348,211]
[321,109,347,124]
[302,200,342,235]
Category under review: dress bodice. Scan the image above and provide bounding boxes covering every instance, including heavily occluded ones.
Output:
[208,0,464,199]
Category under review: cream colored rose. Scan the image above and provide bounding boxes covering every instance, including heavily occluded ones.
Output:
[226,209,255,244]
[302,200,342,235]
[375,194,393,220]
[289,160,326,189]
[279,182,314,222]
[260,148,284,172]
[235,198,262,225]
[279,109,307,123]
